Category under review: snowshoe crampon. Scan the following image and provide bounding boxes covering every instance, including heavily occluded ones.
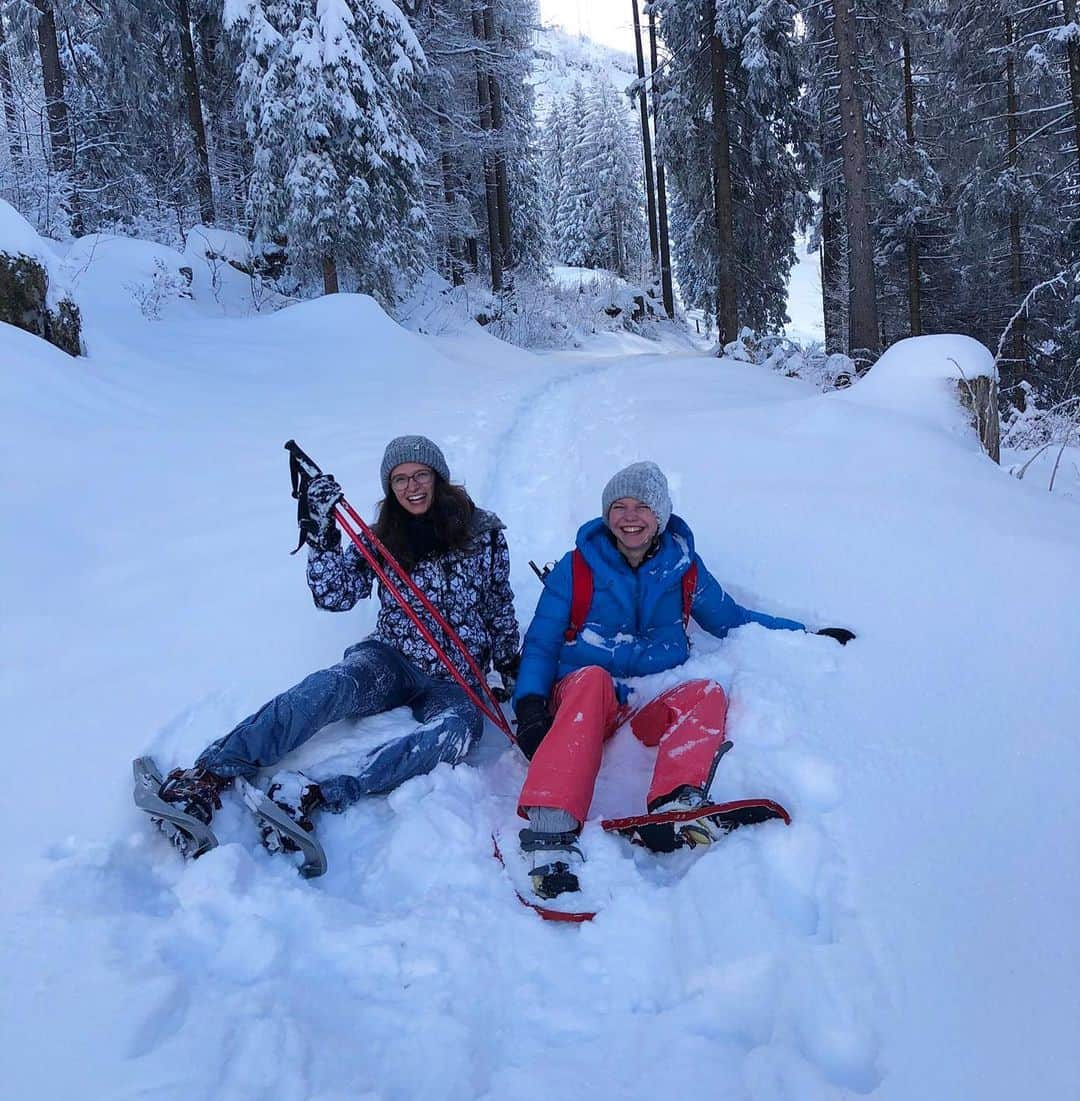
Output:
[601,799,791,853]
[237,777,327,879]
[132,756,218,859]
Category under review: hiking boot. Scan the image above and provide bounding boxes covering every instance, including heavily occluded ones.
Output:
[647,779,726,845]
[260,771,324,854]
[158,766,232,825]
[646,785,722,849]
[519,828,583,900]
[649,783,707,814]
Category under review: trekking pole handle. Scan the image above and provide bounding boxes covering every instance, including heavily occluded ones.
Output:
[284,439,322,481]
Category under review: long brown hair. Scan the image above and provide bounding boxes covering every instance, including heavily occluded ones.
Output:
[372,475,476,571]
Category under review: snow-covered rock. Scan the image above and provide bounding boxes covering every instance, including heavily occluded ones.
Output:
[184,224,255,274]
[0,198,82,356]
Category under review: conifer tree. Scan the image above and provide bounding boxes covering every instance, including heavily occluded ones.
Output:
[655,0,810,336]
[542,79,646,277]
[225,0,428,300]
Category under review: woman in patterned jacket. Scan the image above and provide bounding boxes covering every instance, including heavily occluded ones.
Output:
[151,435,520,854]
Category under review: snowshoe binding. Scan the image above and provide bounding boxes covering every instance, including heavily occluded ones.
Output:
[133,757,227,859]
[237,773,327,879]
[518,828,584,900]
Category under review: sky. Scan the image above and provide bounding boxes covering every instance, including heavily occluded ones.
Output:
[539,0,637,54]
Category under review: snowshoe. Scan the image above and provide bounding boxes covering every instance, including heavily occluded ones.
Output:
[601,798,791,854]
[132,757,224,859]
[237,775,327,879]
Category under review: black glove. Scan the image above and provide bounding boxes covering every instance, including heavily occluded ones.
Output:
[514,694,552,760]
[491,652,521,703]
[816,627,856,646]
[300,473,343,550]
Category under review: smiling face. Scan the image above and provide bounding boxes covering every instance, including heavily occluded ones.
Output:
[607,497,659,565]
[389,462,435,516]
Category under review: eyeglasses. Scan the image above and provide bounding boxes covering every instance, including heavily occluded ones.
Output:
[390,468,434,491]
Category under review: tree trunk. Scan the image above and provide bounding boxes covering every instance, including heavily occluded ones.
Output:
[831,0,878,367]
[441,148,465,285]
[708,5,738,345]
[631,0,659,272]
[322,255,339,295]
[482,2,513,270]
[1063,0,1080,176]
[902,32,922,337]
[33,0,81,231]
[0,11,22,174]
[819,98,845,353]
[174,0,215,224]
[821,186,846,354]
[648,8,675,318]
[471,1,502,292]
[956,376,1000,463]
[1005,16,1025,380]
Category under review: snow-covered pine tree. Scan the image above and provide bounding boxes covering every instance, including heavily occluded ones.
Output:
[76,0,209,232]
[492,0,546,277]
[797,0,1078,397]
[0,0,84,233]
[655,0,810,339]
[578,77,647,278]
[850,0,946,346]
[540,94,569,233]
[407,0,542,291]
[407,0,480,284]
[0,0,246,238]
[225,0,428,301]
[551,81,591,267]
[542,78,646,278]
[796,0,880,364]
[189,1,252,230]
[928,0,1077,400]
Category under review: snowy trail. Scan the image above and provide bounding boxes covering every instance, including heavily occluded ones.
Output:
[4,277,1080,1099]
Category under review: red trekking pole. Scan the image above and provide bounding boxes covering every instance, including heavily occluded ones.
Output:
[284,440,515,742]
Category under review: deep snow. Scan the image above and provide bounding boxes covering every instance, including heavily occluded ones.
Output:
[2,218,1079,1100]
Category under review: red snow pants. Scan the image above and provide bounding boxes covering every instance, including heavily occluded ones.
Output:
[516,665,730,826]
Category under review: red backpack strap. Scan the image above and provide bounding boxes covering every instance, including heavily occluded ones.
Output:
[565,549,593,641]
[681,561,698,628]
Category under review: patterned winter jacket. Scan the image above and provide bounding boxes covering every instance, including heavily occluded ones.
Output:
[306,508,519,690]
[513,514,804,705]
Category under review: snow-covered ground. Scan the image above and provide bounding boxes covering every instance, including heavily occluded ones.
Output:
[785,236,826,347]
[3,218,1080,1100]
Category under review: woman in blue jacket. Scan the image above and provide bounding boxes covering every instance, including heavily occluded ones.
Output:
[512,461,852,899]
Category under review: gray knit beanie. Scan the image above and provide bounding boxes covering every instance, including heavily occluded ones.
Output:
[380,435,450,491]
[602,461,673,532]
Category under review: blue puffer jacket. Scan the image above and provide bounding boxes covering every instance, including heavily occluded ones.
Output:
[513,515,804,704]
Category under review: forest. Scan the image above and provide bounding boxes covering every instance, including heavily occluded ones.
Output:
[1,0,1078,408]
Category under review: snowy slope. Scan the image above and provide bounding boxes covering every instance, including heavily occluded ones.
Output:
[785,236,826,346]
[3,228,1080,1101]
[531,23,639,122]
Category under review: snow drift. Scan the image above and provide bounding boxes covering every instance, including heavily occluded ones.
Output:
[2,233,1079,1101]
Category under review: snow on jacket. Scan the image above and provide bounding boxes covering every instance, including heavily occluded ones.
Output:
[306,508,519,691]
[513,514,804,704]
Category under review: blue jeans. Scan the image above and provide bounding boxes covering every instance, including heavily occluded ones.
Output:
[195,640,483,812]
